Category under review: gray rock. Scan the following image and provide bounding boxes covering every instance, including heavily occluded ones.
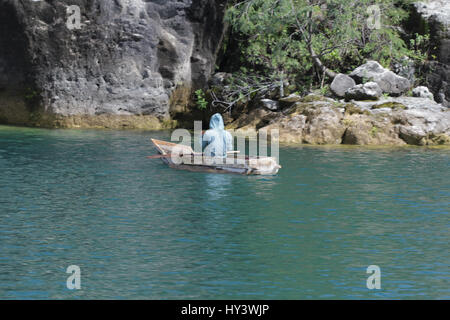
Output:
[352,96,445,112]
[412,86,434,100]
[0,0,228,124]
[350,61,385,82]
[351,96,449,145]
[376,71,411,96]
[260,99,279,111]
[350,61,410,96]
[345,82,382,101]
[415,1,450,29]
[302,105,346,144]
[330,73,356,98]
[394,106,450,145]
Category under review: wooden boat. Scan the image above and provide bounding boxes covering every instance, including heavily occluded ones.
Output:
[150,139,281,175]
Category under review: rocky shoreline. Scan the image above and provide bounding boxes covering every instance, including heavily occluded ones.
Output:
[226,60,449,146]
[1,91,448,147]
[229,94,449,146]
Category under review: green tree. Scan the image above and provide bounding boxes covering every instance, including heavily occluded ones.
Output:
[225,0,418,85]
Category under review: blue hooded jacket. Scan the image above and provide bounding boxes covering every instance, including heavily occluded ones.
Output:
[202,113,233,158]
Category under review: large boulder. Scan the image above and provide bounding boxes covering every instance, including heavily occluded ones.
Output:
[349,61,410,96]
[301,105,347,144]
[0,0,228,127]
[350,61,386,82]
[345,82,382,101]
[342,114,405,146]
[330,73,356,98]
[353,96,450,145]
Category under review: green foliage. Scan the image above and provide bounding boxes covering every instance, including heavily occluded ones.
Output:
[318,85,330,96]
[361,75,371,84]
[409,33,432,62]
[194,89,208,110]
[225,0,422,87]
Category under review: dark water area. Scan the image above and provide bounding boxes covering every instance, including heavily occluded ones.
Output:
[0,125,448,299]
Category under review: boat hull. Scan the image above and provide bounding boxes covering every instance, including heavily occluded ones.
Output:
[151,139,280,175]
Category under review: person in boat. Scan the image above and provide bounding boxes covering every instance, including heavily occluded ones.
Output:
[202,113,233,158]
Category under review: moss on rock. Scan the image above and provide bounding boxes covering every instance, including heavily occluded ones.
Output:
[301,94,328,103]
[345,103,370,115]
[372,102,407,110]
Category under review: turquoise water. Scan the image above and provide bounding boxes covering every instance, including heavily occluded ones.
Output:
[0,125,449,299]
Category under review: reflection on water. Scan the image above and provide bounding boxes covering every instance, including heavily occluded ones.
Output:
[203,174,233,201]
[0,125,449,299]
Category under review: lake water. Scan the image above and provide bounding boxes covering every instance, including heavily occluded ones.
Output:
[0,125,448,299]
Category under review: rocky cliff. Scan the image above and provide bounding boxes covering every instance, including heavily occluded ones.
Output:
[0,0,227,128]
[414,0,450,106]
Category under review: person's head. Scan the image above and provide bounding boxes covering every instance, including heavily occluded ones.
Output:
[209,113,224,130]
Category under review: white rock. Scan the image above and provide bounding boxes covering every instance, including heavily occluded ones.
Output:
[412,86,434,100]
